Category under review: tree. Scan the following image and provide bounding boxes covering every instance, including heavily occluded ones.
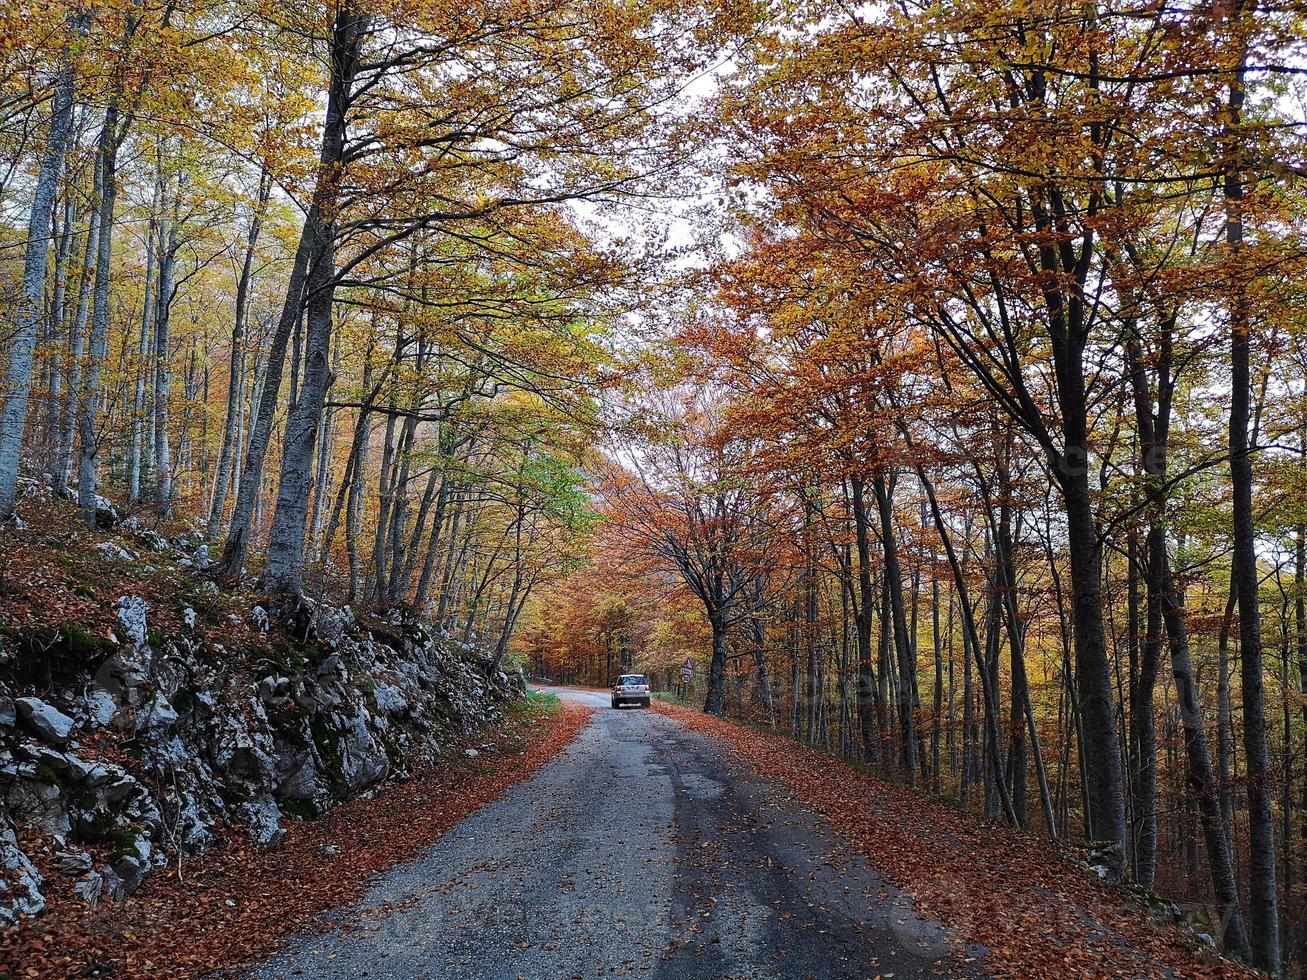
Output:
[0,11,84,519]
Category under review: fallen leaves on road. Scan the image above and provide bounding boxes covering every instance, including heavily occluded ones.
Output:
[651,700,1247,980]
[0,699,591,979]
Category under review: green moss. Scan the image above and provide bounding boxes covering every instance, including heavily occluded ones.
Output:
[58,621,113,658]
[257,637,338,677]
[174,588,219,623]
[309,713,347,797]
[109,827,142,863]
[260,641,306,675]
[33,763,59,785]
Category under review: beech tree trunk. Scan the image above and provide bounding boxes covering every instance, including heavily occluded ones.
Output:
[704,610,728,715]
[873,473,916,783]
[217,207,314,576]
[261,222,342,593]
[153,202,177,516]
[0,30,80,518]
[78,103,125,527]
[208,171,270,538]
[252,0,365,581]
[1225,31,1280,971]
[849,474,881,764]
[54,158,101,494]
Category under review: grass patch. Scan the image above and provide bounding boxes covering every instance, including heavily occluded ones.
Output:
[652,690,692,707]
[504,690,562,727]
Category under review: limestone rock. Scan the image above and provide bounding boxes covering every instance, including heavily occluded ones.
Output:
[372,681,409,718]
[138,529,170,553]
[115,595,149,653]
[0,829,44,924]
[56,850,93,876]
[110,833,152,897]
[0,592,524,927]
[16,697,75,746]
[71,870,103,908]
[237,796,285,850]
[95,539,137,561]
[83,687,117,728]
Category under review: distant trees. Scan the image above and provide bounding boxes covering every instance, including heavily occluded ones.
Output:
[601,390,782,715]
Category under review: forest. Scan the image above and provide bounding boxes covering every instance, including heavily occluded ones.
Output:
[0,0,1305,975]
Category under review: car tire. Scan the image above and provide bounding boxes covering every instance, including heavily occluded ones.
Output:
[611,700,618,709]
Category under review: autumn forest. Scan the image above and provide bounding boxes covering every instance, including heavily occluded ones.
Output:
[1,0,1306,975]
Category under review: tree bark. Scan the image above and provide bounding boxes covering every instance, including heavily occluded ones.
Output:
[216,208,315,575]
[78,103,126,527]
[54,158,100,494]
[849,474,882,764]
[0,25,81,518]
[873,473,917,783]
[1224,24,1280,969]
[208,170,270,538]
[704,609,728,715]
[153,197,177,517]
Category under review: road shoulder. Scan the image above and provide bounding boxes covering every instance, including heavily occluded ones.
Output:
[0,696,590,979]
[651,699,1248,979]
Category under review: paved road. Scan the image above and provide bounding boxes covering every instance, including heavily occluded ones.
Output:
[249,688,985,979]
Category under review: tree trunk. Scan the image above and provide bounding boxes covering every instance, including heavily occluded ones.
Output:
[208,171,270,538]
[1158,550,1251,958]
[873,473,917,783]
[932,574,943,795]
[46,190,75,458]
[1225,34,1280,971]
[153,203,177,517]
[260,214,342,592]
[78,104,125,527]
[704,610,728,715]
[850,474,881,764]
[54,158,100,494]
[216,202,319,576]
[0,27,81,518]
[918,465,1017,824]
[1058,462,1126,877]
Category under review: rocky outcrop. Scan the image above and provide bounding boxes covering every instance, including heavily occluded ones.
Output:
[15,699,74,747]
[0,587,524,924]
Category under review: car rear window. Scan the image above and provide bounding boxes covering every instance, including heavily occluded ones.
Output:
[619,675,647,686]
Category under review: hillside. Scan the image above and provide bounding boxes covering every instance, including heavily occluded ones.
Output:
[0,480,529,942]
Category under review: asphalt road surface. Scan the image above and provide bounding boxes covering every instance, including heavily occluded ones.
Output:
[248,687,986,979]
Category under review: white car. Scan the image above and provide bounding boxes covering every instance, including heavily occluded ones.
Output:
[611,674,651,709]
